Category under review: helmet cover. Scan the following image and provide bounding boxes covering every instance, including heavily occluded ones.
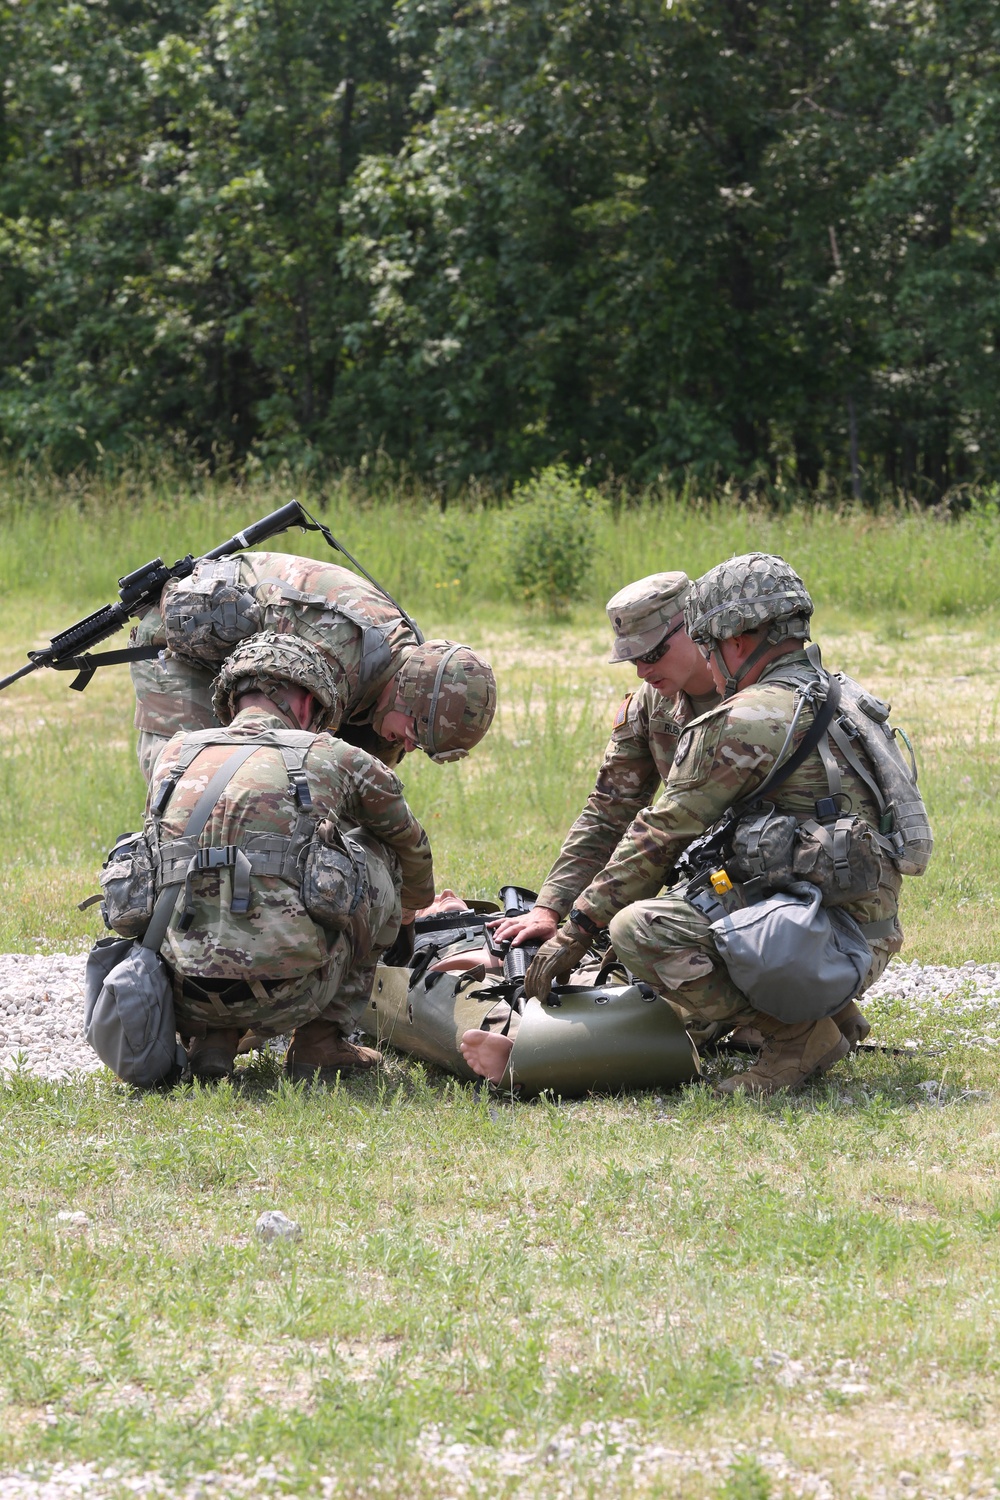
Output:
[212,632,346,731]
[391,641,497,760]
[685,553,814,645]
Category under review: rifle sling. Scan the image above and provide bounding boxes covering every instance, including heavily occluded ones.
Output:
[53,645,161,671]
[729,675,843,822]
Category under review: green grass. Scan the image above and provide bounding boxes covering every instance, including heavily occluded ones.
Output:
[0,482,997,1494]
[3,1023,1000,1497]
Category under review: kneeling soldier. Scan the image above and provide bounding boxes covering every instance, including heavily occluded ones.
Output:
[143,633,435,1082]
[524,554,931,1096]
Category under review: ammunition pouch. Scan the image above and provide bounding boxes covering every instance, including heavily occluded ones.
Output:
[301,822,369,934]
[729,807,882,906]
[99,830,157,938]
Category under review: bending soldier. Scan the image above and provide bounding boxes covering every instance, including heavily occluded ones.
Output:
[491,572,718,950]
[138,634,435,1083]
[130,550,495,779]
[465,571,718,1081]
[523,554,926,1097]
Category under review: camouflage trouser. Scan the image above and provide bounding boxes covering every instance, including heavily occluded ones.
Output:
[609,892,756,1032]
[174,832,402,1040]
[608,885,902,1033]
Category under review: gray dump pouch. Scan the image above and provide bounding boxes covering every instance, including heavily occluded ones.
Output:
[99,830,156,938]
[84,934,185,1088]
[710,880,872,1023]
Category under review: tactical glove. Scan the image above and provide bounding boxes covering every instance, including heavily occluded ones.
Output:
[523,920,592,1001]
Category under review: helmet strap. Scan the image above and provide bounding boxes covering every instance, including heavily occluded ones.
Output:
[424,642,463,757]
[258,683,300,727]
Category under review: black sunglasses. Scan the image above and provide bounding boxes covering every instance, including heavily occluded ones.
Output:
[634,618,685,666]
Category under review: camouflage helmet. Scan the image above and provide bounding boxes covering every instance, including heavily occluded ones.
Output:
[685,553,814,645]
[390,641,497,761]
[212,632,346,732]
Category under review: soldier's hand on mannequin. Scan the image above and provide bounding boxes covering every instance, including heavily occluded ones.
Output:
[489,905,560,947]
[523,920,592,1000]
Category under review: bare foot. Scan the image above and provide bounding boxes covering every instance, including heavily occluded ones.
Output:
[460,1029,514,1084]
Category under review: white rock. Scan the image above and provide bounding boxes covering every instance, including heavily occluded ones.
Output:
[255,1210,302,1243]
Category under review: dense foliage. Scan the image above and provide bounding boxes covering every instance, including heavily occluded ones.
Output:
[2,0,999,492]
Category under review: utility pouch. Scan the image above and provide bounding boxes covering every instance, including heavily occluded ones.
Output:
[793,814,882,905]
[99,831,156,938]
[161,559,262,666]
[729,807,882,906]
[301,821,368,932]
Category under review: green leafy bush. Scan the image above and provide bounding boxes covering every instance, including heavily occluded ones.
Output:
[501,466,596,617]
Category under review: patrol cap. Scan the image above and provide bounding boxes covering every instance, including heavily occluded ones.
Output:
[606,572,691,663]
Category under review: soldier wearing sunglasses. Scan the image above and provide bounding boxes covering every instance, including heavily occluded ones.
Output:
[489,572,718,954]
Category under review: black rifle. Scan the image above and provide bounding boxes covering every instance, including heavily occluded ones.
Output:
[0,499,421,696]
[485,885,541,1004]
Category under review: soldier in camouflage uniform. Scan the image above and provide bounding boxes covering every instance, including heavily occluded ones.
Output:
[147,633,435,1082]
[130,551,495,780]
[523,554,905,1096]
[488,573,718,952]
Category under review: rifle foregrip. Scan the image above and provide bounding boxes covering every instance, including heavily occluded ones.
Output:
[44,602,130,655]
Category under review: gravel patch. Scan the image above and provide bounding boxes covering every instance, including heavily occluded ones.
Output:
[0,954,997,1083]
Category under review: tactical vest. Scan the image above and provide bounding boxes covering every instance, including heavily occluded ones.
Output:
[684,656,931,927]
[99,728,367,965]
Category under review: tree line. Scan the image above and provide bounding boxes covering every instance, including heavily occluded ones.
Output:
[2,0,998,496]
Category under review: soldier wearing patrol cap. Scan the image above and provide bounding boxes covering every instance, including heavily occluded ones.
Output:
[478,572,717,1015]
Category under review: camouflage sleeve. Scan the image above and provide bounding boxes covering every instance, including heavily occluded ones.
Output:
[574,691,805,928]
[535,687,665,915]
[309,739,435,910]
[130,607,217,737]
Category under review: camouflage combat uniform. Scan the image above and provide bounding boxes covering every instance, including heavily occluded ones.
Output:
[131,552,418,780]
[536,679,719,916]
[150,706,434,1038]
[573,651,904,1031]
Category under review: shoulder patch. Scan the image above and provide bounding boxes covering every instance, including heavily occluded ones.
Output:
[613,692,633,730]
[674,729,692,766]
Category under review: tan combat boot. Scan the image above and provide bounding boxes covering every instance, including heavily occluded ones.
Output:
[285,1017,382,1084]
[186,1028,242,1080]
[715,1014,850,1097]
[832,999,871,1048]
